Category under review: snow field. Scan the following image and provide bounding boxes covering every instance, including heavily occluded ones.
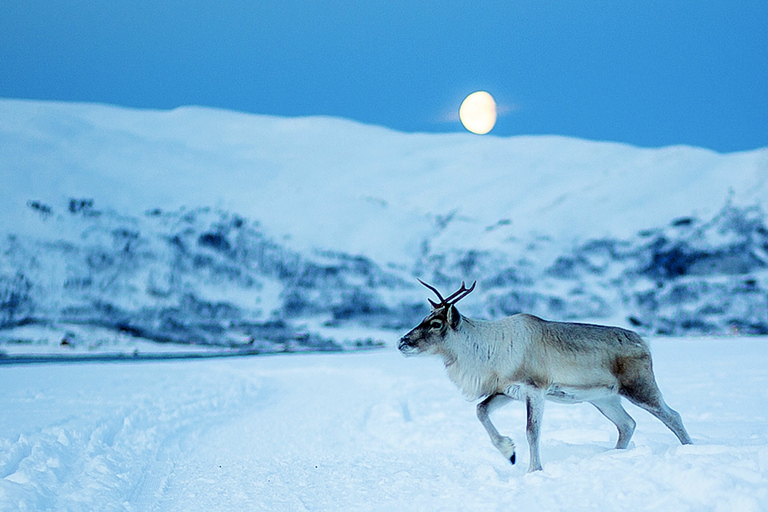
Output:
[2,336,768,511]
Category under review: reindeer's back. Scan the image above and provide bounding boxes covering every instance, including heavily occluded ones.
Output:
[507,314,650,387]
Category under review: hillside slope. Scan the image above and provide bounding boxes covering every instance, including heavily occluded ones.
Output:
[1,99,767,353]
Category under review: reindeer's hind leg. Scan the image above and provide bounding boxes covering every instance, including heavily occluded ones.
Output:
[617,357,692,445]
[590,395,636,449]
[477,393,516,464]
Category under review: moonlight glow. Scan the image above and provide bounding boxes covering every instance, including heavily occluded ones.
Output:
[459,91,497,134]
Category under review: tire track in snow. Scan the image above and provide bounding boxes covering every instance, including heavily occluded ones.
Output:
[0,436,33,480]
[0,360,262,511]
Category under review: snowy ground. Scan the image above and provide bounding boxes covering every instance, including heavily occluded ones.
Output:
[2,336,767,512]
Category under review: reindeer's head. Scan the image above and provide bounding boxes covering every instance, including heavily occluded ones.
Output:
[398,280,476,357]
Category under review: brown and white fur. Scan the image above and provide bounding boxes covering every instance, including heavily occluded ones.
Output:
[398,283,692,472]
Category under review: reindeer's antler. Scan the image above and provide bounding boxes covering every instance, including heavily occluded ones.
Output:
[444,281,476,304]
[418,279,445,308]
[418,279,476,309]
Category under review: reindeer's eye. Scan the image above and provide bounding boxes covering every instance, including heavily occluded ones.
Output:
[429,319,443,329]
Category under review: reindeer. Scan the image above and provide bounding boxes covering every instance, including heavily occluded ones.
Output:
[398,280,692,472]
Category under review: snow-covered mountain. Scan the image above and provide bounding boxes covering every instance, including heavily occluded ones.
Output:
[1,99,767,354]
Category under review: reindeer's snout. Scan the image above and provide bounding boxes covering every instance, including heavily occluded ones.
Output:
[398,334,418,356]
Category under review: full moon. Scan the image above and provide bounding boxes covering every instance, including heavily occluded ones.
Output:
[459,91,497,134]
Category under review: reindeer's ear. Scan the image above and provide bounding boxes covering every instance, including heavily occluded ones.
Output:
[447,304,462,330]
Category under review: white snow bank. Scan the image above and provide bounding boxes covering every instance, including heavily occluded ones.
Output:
[1,336,767,511]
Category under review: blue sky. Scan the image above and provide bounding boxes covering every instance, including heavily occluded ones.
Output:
[2,0,766,152]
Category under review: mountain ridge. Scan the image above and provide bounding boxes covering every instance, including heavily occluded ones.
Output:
[1,99,767,353]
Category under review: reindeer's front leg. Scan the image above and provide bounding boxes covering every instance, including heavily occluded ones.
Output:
[476,393,516,465]
[525,390,545,472]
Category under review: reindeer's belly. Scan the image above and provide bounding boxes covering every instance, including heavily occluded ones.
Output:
[503,383,617,404]
[543,383,617,403]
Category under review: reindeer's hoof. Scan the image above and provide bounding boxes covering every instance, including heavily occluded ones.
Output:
[496,436,516,464]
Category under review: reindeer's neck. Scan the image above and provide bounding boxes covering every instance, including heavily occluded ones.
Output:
[441,317,506,400]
